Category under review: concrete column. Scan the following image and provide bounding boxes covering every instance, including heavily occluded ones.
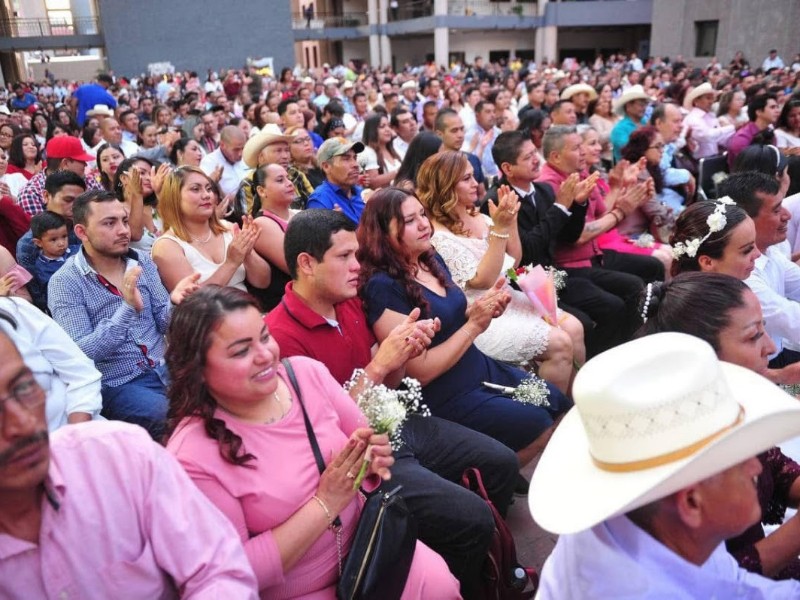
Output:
[535,0,557,65]
[368,0,380,68]
[378,0,391,68]
[433,0,448,67]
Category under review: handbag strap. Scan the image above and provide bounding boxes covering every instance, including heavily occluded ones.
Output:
[282,358,342,528]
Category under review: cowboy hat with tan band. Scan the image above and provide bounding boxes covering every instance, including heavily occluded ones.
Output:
[683,82,718,110]
[612,85,651,115]
[529,332,800,535]
[561,83,598,102]
[242,124,295,169]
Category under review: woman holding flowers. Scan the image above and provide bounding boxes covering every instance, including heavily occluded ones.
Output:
[165,285,460,599]
[357,187,570,467]
[416,151,584,393]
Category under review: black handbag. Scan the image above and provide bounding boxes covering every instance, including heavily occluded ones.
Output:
[281,359,417,600]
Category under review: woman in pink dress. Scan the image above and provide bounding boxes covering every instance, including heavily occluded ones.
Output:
[164,286,460,600]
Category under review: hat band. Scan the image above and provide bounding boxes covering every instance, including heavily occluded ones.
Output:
[591,405,744,473]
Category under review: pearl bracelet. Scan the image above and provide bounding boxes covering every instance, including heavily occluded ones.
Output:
[489,230,510,240]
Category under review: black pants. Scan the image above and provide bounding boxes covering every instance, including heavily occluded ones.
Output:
[602,249,665,282]
[769,348,800,369]
[381,415,518,600]
[561,264,645,357]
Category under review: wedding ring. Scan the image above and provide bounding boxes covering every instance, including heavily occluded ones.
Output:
[346,471,356,479]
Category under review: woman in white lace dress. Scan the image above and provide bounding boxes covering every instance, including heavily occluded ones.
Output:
[417,151,584,394]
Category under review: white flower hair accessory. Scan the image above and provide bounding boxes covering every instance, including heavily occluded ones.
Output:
[672,197,736,260]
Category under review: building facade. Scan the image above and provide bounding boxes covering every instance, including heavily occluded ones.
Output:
[291,0,653,70]
[0,0,295,81]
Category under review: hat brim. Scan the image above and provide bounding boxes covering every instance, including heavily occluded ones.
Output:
[62,150,95,162]
[613,93,650,115]
[561,85,598,101]
[529,362,800,535]
[683,84,718,110]
[243,130,295,169]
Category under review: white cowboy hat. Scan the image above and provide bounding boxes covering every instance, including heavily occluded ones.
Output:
[529,332,800,535]
[242,123,295,169]
[612,85,651,115]
[560,83,598,101]
[683,82,718,110]
[401,80,418,90]
[323,77,339,86]
[86,104,115,118]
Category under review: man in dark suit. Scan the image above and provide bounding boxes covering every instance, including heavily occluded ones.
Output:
[485,130,645,357]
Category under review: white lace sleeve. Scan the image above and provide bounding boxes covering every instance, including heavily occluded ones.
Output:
[431,231,479,290]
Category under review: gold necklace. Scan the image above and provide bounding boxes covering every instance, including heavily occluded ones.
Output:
[190,230,213,244]
[264,390,289,424]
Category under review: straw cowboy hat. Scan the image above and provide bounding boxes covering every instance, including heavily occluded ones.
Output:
[683,82,718,110]
[529,332,800,535]
[612,85,650,115]
[86,104,115,118]
[560,83,597,101]
[242,123,295,169]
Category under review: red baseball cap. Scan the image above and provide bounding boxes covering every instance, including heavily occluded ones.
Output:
[46,136,94,162]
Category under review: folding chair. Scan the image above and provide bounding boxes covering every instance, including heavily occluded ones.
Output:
[696,152,729,202]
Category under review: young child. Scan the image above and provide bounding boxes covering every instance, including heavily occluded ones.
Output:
[30,211,72,311]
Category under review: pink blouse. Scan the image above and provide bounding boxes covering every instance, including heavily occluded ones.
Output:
[167,357,370,599]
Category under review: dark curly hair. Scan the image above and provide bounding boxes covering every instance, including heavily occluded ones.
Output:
[356,187,449,318]
[620,126,664,193]
[165,285,260,466]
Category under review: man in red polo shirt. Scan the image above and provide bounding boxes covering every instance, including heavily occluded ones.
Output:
[266,209,519,600]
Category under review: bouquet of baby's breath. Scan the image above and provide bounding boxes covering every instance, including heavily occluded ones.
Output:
[781,384,800,397]
[513,376,551,407]
[344,371,430,488]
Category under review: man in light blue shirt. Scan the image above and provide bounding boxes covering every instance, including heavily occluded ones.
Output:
[462,100,500,179]
[651,102,695,211]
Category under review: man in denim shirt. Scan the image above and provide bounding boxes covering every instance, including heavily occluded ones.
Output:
[48,190,197,439]
[307,137,366,225]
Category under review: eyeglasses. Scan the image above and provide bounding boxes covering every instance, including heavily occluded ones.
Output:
[0,376,45,418]
[649,143,665,151]
[0,132,12,138]
[292,137,312,145]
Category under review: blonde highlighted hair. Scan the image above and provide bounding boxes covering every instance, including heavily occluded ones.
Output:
[159,165,226,242]
[415,151,471,235]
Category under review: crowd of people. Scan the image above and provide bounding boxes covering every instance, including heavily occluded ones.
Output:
[3,46,800,597]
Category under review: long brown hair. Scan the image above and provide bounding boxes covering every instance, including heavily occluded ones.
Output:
[356,187,448,318]
[159,165,226,242]
[165,285,259,466]
[416,151,470,235]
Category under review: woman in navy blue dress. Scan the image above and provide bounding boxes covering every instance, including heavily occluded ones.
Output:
[357,187,570,466]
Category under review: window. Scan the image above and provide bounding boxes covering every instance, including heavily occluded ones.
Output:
[45,0,73,35]
[695,20,718,57]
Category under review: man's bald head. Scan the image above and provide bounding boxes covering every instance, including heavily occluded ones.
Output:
[220,126,246,164]
[100,118,122,145]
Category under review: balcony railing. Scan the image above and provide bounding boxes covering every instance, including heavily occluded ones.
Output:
[292,12,368,29]
[0,16,101,37]
[387,0,434,21]
[448,1,538,17]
